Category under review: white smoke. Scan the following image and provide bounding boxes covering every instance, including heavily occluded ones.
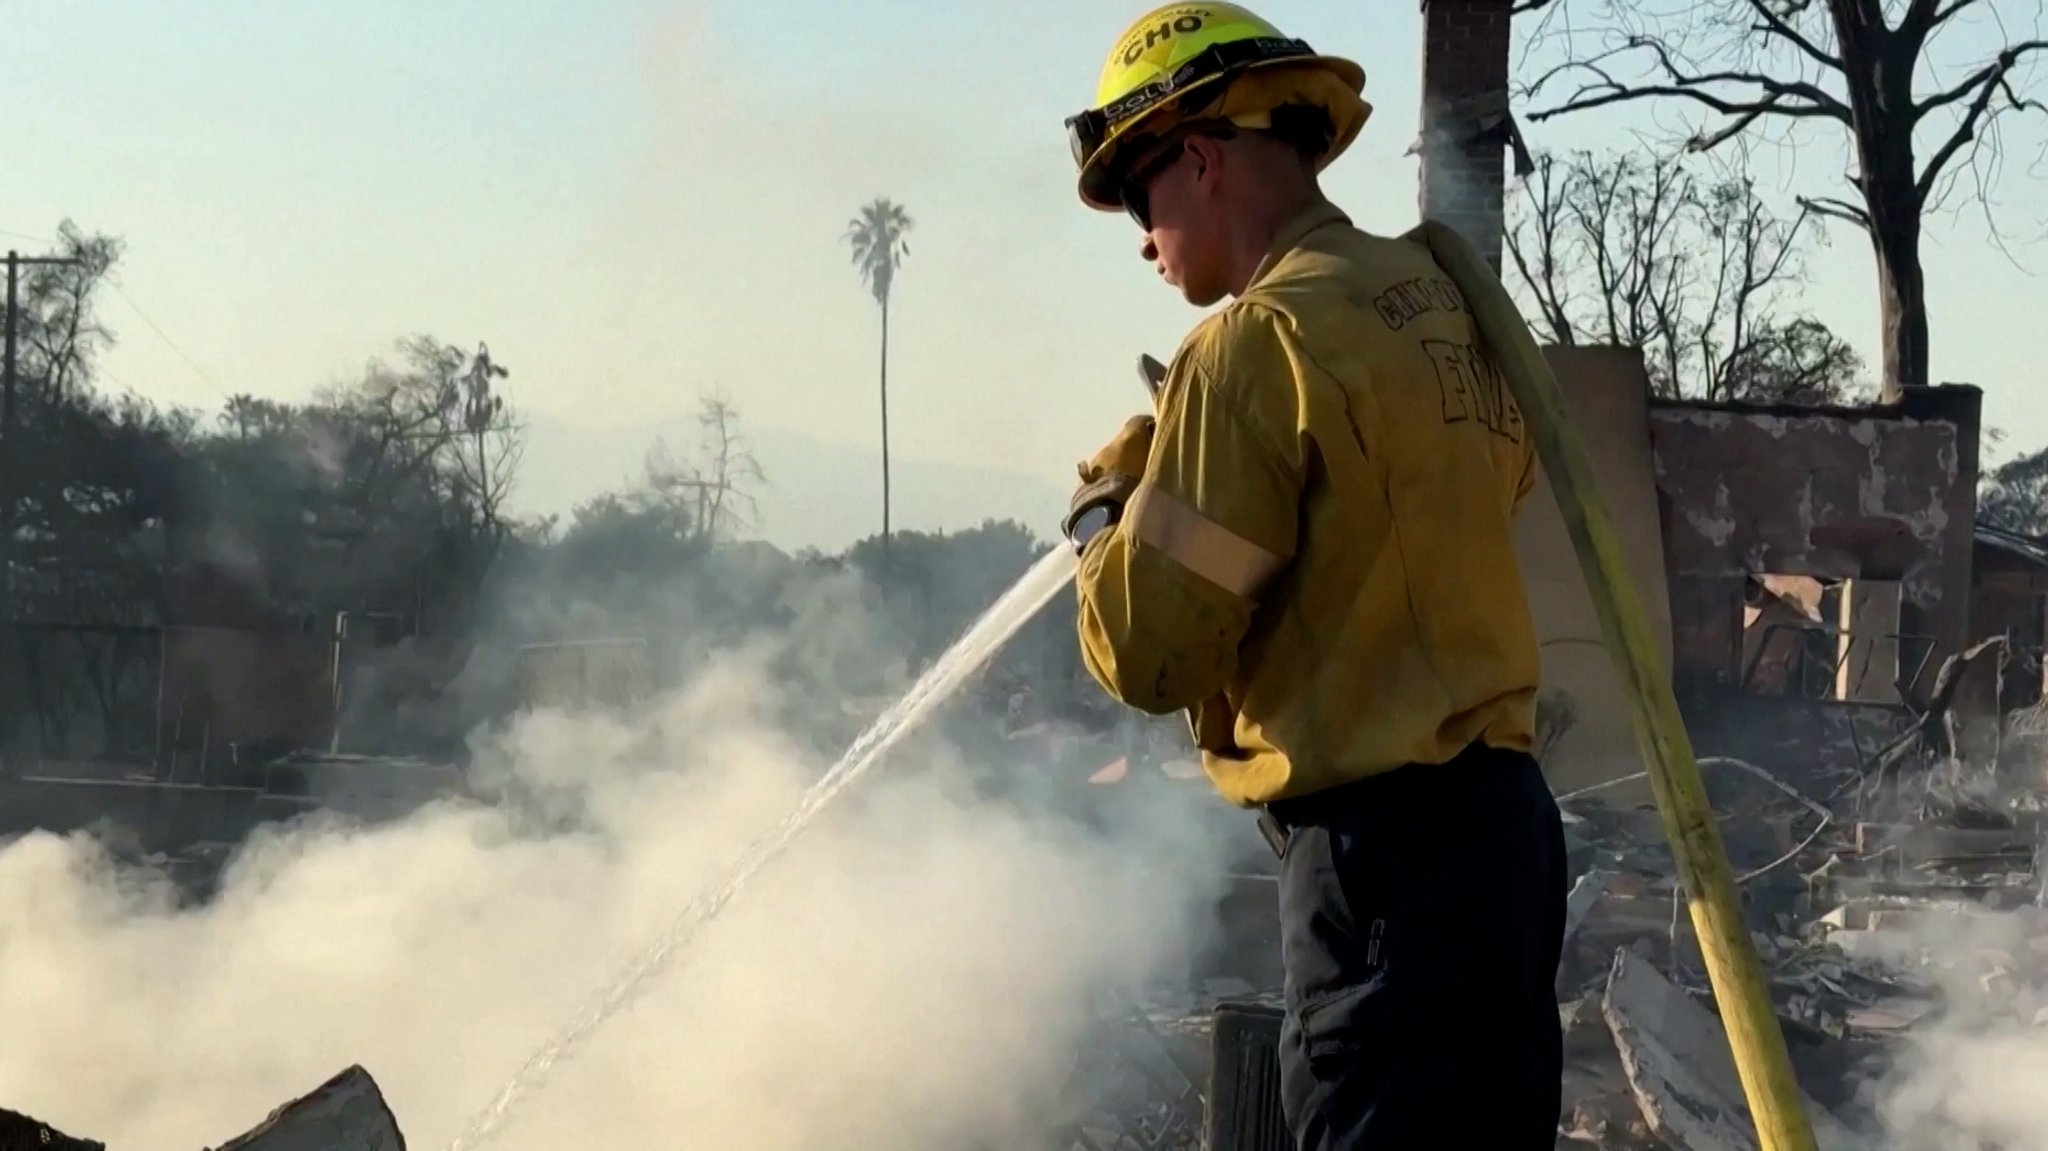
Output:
[0,637,1226,1149]
[1867,903,2048,1150]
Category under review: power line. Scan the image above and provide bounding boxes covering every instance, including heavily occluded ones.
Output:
[2,228,233,401]
[104,276,231,400]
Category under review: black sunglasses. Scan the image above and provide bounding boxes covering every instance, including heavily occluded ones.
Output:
[1119,140,1188,231]
[1119,124,1239,230]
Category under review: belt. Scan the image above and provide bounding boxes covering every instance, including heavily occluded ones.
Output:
[1255,807,1291,859]
[1252,744,1527,859]
[1253,764,1417,859]
[1255,779,1361,858]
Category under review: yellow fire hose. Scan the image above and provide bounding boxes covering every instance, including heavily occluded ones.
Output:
[1410,221,1818,1151]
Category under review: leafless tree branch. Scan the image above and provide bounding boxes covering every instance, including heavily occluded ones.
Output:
[1743,0,1843,72]
[1928,0,1986,34]
[1916,41,2048,202]
[1693,105,1783,150]
[1523,0,2047,400]
[1505,147,1862,404]
[1527,37,1851,145]
[1798,195,1873,231]
[1503,157,1579,344]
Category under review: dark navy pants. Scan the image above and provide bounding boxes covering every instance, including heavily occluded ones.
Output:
[1266,743,1567,1150]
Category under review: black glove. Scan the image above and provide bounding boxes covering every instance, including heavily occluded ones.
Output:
[1063,415,1155,553]
[1062,473,1140,553]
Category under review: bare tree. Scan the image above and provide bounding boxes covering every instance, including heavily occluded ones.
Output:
[643,393,766,542]
[450,342,523,549]
[1507,147,1864,402]
[844,197,913,558]
[692,394,765,539]
[315,339,522,549]
[1521,0,2048,402]
[15,222,121,405]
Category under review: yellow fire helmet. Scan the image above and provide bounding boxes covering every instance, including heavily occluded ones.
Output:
[1066,3,1372,212]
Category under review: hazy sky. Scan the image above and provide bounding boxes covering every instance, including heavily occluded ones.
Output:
[9,0,2048,548]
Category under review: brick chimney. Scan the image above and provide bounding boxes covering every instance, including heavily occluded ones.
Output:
[1417,0,1515,271]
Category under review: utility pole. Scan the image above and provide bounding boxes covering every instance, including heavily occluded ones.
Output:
[1,248,83,775]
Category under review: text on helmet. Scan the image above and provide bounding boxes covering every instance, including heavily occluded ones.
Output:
[1120,10,1210,66]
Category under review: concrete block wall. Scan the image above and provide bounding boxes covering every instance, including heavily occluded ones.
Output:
[1650,384,1984,705]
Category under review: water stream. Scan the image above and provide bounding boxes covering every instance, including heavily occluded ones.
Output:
[445,547,1081,1151]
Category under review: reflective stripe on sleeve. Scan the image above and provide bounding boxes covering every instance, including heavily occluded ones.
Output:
[1126,483,1287,599]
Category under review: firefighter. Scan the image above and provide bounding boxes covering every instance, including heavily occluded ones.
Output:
[1059,6,1567,1148]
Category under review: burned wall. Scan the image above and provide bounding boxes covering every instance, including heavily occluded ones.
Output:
[158,627,337,772]
[1515,346,1673,794]
[1971,531,2048,709]
[1651,385,1983,704]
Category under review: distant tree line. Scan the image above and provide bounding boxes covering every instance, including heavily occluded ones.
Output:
[0,221,1112,766]
[1980,448,2048,539]
[2,250,520,636]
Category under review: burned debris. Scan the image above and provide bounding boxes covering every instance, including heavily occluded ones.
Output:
[1549,742,2046,1150]
[2,1065,404,1151]
[0,1108,102,1151]
[210,1065,407,1151]
[1041,364,2046,1150]
[1,342,2038,1150]
[1505,370,2042,1148]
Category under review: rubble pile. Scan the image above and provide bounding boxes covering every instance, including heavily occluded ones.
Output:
[210,1065,407,1151]
[1553,751,2048,1151]
[1028,744,2048,1150]
[1050,994,1209,1151]
[0,1066,404,1151]
[4,740,2038,1151]
[0,1107,102,1151]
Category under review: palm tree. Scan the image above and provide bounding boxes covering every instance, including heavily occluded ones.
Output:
[844,197,913,557]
